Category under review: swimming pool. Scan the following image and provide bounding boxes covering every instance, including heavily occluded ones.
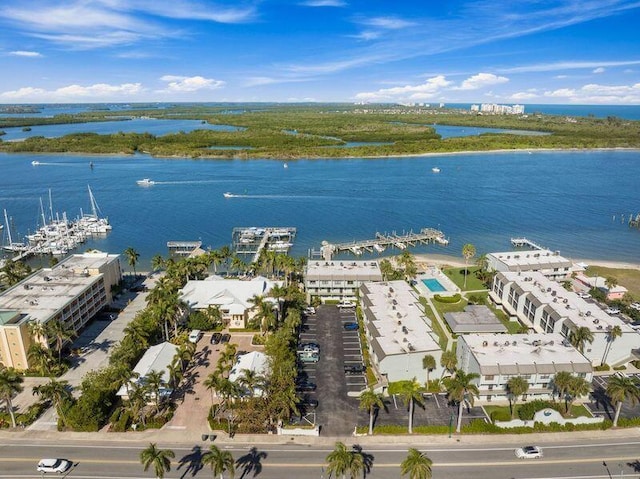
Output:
[422,278,447,292]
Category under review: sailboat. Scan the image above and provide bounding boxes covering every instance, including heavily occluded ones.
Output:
[2,209,28,252]
[78,185,112,234]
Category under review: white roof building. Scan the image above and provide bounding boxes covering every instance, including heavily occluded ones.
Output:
[360,280,442,383]
[229,351,269,397]
[117,342,179,399]
[486,249,572,281]
[305,260,382,303]
[180,276,282,329]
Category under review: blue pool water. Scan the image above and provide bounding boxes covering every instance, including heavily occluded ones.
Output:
[422,278,447,292]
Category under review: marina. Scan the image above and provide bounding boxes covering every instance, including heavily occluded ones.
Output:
[232,227,297,262]
[317,228,449,260]
[167,241,203,257]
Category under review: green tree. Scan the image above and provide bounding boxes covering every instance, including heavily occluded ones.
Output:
[462,243,476,288]
[440,349,457,379]
[506,376,529,419]
[0,366,24,428]
[552,371,573,404]
[601,325,623,366]
[569,326,594,354]
[565,376,591,414]
[144,369,165,413]
[151,254,165,272]
[44,319,75,364]
[32,378,73,427]
[202,444,235,479]
[358,388,385,435]
[139,443,175,479]
[397,378,423,434]
[27,342,54,376]
[422,355,436,389]
[444,370,480,433]
[0,258,32,287]
[400,448,433,479]
[326,442,353,479]
[606,375,640,427]
[605,276,618,291]
[124,247,140,277]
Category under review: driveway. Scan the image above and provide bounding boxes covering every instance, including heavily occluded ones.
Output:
[588,373,640,421]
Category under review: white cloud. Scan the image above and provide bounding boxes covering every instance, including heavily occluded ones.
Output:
[457,73,509,90]
[0,82,143,101]
[510,91,538,100]
[299,0,346,6]
[8,50,42,57]
[500,60,640,74]
[555,75,568,79]
[357,16,416,30]
[354,75,451,102]
[543,82,640,103]
[592,67,605,73]
[159,75,225,92]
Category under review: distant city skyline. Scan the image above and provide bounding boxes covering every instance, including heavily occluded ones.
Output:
[0,0,639,105]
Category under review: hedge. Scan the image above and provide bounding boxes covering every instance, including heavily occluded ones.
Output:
[433,293,462,303]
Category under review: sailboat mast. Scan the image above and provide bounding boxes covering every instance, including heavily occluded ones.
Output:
[48,189,54,223]
[3,209,13,245]
[39,197,47,227]
[88,185,98,218]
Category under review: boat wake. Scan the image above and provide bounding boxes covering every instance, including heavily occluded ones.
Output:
[31,162,82,167]
[223,193,329,199]
[152,180,224,185]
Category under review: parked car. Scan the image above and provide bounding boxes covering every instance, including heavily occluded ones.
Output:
[344,363,366,374]
[220,333,231,344]
[210,332,222,345]
[298,351,320,363]
[296,381,317,392]
[37,458,72,473]
[577,292,591,299]
[304,306,316,315]
[343,322,359,331]
[297,396,319,410]
[630,302,640,311]
[515,446,543,459]
[97,312,117,321]
[298,342,320,353]
[188,329,202,343]
[605,307,620,315]
[337,300,356,308]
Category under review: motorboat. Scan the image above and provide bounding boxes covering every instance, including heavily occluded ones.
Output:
[136,178,155,186]
[223,192,234,198]
[31,161,41,166]
[432,167,440,173]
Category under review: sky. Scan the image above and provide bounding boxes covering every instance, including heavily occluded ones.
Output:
[1,0,640,105]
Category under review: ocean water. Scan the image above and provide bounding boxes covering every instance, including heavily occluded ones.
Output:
[1,149,639,269]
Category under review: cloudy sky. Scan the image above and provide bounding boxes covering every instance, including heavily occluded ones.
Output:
[1,0,639,104]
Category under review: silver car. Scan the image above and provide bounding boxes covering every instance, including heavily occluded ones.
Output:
[37,458,72,473]
[515,446,543,459]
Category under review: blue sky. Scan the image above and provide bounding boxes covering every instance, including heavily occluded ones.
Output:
[1,0,639,104]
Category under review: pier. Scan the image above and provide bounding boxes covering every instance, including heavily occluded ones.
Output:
[167,241,203,257]
[629,213,640,229]
[510,237,545,250]
[318,227,448,261]
[232,227,297,263]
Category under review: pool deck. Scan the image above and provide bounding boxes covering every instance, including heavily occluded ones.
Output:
[416,267,460,297]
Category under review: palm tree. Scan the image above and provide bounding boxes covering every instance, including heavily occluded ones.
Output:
[140,443,175,479]
[398,378,423,434]
[44,319,75,363]
[151,254,165,272]
[145,369,165,413]
[32,378,72,427]
[204,371,223,404]
[569,326,594,354]
[124,247,140,277]
[601,325,623,366]
[605,276,618,291]
[237,369,265,398]
[565,376,591,414]
[461,243,476,288]
[0,366,24,428]
[358,388,385,435]
[440,350,457,379]
[400,448,433,479]
[326,442,353,479]
[27,342,54,376]
[444,370,480,433]
[422,355,436,389]
[552,371,573,404]
[506,376,529,419]
[202,444,235,479]
[606,375,640,427]
[379,259,395,281]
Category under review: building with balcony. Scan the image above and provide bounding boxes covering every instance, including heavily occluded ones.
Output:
[360,280,443,384]
[0,251,122,370]
[486,249,572,281]
[305,260,382,303]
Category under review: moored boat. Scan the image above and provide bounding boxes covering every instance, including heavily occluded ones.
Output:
[432,167,440,173]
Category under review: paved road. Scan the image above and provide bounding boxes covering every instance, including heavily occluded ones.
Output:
[2,435,640,478]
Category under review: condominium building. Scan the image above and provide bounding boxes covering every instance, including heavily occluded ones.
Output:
[360,280,442,383]
[486,249,572,281]
[457,333,592,402]
[490,271,638,365]
[0,251,122,369]
[305,260,382,303]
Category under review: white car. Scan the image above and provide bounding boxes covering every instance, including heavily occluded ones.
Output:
[37,458,72,473]
[304,306,316,315]
[515,446,543,459]
[188,329,202,343]
[605,307,620,315]
[337,300,356,308]
[630,302,640,311]
[577,292,591,299]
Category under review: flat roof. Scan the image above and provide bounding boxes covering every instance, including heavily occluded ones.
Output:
[306,260,382,280]
[180,276,282,310]
[361,280,440,359]
[0,252,119,325]
[488,249,571,269]
[444,305,507,334]
[461,333,592,375]
[498,271,633,333]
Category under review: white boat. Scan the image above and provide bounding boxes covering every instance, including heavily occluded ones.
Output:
[136,178,155,186]
[373,244,386,253]
[31,161,40,166]
[283,163,288,169]
[432,167,440,173]
[223,192,234,198]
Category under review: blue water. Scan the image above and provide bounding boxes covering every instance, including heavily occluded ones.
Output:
[0,118,243,141]
[422,278,446,292]
[433,125,549,139]
[1,149,639,270]
[446,103,640,120]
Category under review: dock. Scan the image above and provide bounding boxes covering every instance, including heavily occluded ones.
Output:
[232,227,296,263]
[510,237,545,250]
[319,228,448,261]
[629,213,640,229]
[167,241,203,257]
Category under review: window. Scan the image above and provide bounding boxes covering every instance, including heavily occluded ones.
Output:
[488,385,494,390]
[484,375,495,381]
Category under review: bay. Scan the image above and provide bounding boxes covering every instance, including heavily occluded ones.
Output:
[2,149,640,269]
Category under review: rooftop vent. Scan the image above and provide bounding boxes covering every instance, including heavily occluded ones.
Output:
[504,341,510,346]
[482,341,488,347]
[512,340,517,346]
[547,287,552,292]
[593,319,599,324]
[408,343,415,351]
[551,291,557,296]
[494,341,499,346]
[586,311,592,316]
[563,298,568,303]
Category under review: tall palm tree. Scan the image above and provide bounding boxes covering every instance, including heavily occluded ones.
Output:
[145,369,165,413]
[606,375,640,427]
[444,370,480,433]
[565,376,591,414]
[552,371,573,404]
[440,350,457,379]
[208,249,224,274]
[237,369,265,398]
[0,366,24,428]
[601,325,623,366]
[461,243,476,288]
[400,448,433,479]
[326,442,353,479]
[569,326,594,354]
[506,376,529,419]
[27,342,54,376]
[398,378,423,434]
[44,319,75,363]
[358,388,385,435]
[422,355,436,389]
[32,378,72,427]
[139,443,174,479]
[202,444,235,479]
[124,247,140,277]
[379,259,395,281]
[204,371,223,405]
[151,254,165,272]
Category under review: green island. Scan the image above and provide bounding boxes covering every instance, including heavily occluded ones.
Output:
[1,104,639,158]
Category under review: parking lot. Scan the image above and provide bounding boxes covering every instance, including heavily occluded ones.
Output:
[588,373,640,421]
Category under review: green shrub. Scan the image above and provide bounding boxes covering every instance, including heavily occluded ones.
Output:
[252,334,267,345]
[490,409,512,423]
[111,409,131,432]
[613,365,627,371]
[517,400,557,420]
[434,293,462,303]
[187,311,215,331]
[594,364,611,371]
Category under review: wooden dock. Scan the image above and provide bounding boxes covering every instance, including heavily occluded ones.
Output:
[629,213,640,229]
[232,227,297,263]
[510,237,545,250]
[319,228,448,260]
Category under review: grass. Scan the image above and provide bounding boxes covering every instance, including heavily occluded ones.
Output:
[418,297,449,350]
[443,266,487,291]
[484,403,591,421]
[584,266,640,298]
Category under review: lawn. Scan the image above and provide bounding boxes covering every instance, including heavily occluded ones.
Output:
[443,266,488,291]
[585,266,640,299]
[418,297,450,350]
[484,403,592,421]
